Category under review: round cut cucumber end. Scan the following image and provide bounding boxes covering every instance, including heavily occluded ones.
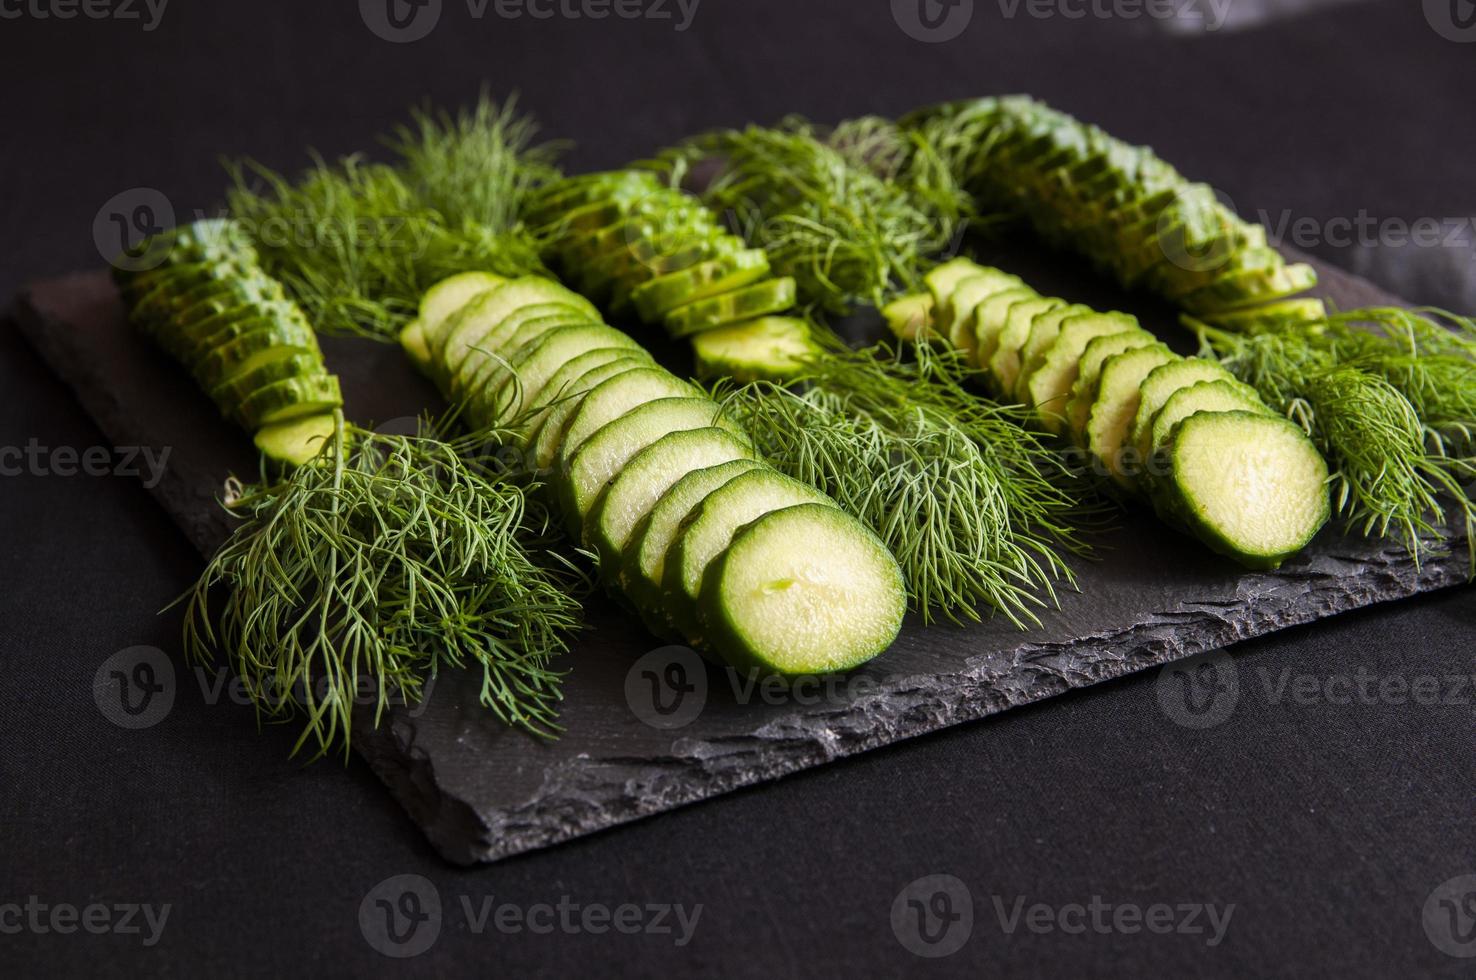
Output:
[700,503,905,676]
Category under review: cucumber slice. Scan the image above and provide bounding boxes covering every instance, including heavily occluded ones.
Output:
[990,297,1068,399]
[690,316,820,383]
[561,397,747,529]
[663,469,838,641]
[1201,297,1327,332]
[398,318,432,374]
[523,357,652,460]
[1022,314,1137,434]
[881,293,935,342]
[1085,344,1176,487]
[1128,358,1240,466]
[699,503,906,675]
[923,257,985,307]
[585,426,754,569]
[972,287,1041,370]
[209,349,322,402]
[555,369,698,466]
[630,250,772,321]
[620,458,765,630]
[415,271,506,356]
[944,271,1025,363]
[1148,380,1272,462]
[512,349,653,436]
[253,412,337,466]
[192,325,319,388]
[236,375,343,429]
[440,295,591,382]
[484,325,648,425]
[524,171,661,226]
[1156,411,1329,569]
[453,313,604,405]
[1063,330,1157,444]
[430,277,596,362]
[1011,300,1091,401]
[664,278,797,338]
[183,304,312,364]
[1178,263,1318,315]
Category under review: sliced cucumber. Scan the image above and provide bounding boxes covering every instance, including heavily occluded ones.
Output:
[483,325,648,425]
[1156,411,1329,569]
[453,311,601,403]
[881,293,935,342]
[192,325,318,388]
[923,257,985,308]
[1063,330,1157,444]
[561,397,746,529]
[253,412,338,466]
[1127,358,1240,465]
[585,426,755,569]
[1085,345,1176,487]
[621,458,765,632]
[440,297,588,382]
[416,271,506,355]
[555,369,697,465]
[1178,262,1318,315]
[1147,380,1272,461]
[526,359,653,464]
[698,503,906,675]
[1022,314,1136,433]
[690,316,820,382]
[990,297,1067,398]
[972,287,1041,369]
[1201,297,1327,332]
[663,469,837,640]
[512,349,653,436]
[210,349,322,402]
[1011,300,1092,401]
[664,277,797,338]
[430,277,596,361]
[629,250,771,321]
[236,375,343,429]
[398,318,432,374]
[943,270,1024,361]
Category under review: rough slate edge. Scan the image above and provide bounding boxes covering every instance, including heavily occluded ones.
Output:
[10,256,1469,867]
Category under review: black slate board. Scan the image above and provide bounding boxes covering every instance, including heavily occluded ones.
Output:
[14,248,1469,865]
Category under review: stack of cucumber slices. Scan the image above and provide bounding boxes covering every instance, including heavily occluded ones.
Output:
[904,98,1324,328]
[412,270,906,675]
[888,258,1330,568]
[523,170,823,381]
[116,219,343,465]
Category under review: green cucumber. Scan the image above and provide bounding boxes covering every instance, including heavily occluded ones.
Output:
[690,316,820,383]
[482,325,648,426]
[990,297,1069,398]
[698,502,906,675]
[881,293,935,342]
[1063,330,1157,444]
[1178,263,1319,314]
[236,374,342,429]
[1127,358,1241,466]
[1155,411,1329,569]
[538,367,694,472]
[943,271,1025,363]
[972,287,1042,369]
[453,312,603,404]
[585,426,755,570]
[1147,380,1272,462]
[430,277,595,362]
[1022,313,1137,434]
[1085,344,1176,487]
[524,358,653,460]
[415,271,506,355]
[524,171,661,226]
[183,304,312,364]
[192,324,319,387]
[620,458,764,632]
[511,349,653,437]
[1011,301,1095,401]
[253,412,338,466]
[561,397,746,529]
[209,349,322,402]
[440,294,591,382]
[630,250,772,321]
[923,257,985,307]
[663,469,838,641]
[663,278,797,338]
[398,318,432,374]
[1200,297,1327,332]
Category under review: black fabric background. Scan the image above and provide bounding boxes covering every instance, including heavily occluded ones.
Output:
[2,1,1474,976]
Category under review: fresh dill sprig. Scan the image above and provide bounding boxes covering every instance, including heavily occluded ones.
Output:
[1197,307,1476,565]
[670,116,973,314]
[719,342,1100,626]
[181,413,588,760]
[224,93,558,340]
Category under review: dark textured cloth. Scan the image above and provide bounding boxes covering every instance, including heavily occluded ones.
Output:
[1,1,1473,976]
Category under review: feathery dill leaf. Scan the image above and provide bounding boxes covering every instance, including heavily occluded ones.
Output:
[181,414,587,760]
[718,342,1100,625]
